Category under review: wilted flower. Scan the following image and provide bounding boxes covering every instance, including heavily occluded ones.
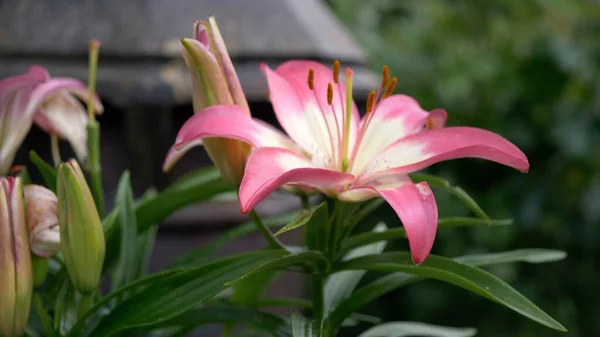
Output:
[0,177,32,337]
[57,160,105,293]
[23,185,60,258]
[0,66,48,175]
[0,66,103,175]
[165,60,529,264]
[163,17,251,184]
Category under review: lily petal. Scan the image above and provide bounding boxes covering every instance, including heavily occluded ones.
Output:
[342,180,438,264]
[163,105,297,172]
[239,147,355,213]
[262,61,359,169]
[359,127,529,181]
[24,78,103,121]
[351,95,442,175]
[378,182,438,265]
[34,93,89,161]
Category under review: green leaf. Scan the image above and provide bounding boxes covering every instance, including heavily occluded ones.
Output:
[324,222,387,316]
[128,302,286,336]
[327,273,417,329]
[102,167,231,270]
[328,249,567,328]
[455,249,567,265]
[411,173,489,220]
[339,217,511,258]
[305,202,329,252]
[336,252,566,331]
[291,310,320,337]
[274,209,316,236]
[29,150,57,191]
[358,322,477,337]
[72,251,287,337]
[226,251,327,287]
[171,211,297,269]
[53,279,78,335]
[135,224,158,278]
[231,269,279,306]
[111,171,138,298]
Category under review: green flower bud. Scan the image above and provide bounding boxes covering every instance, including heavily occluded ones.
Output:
[0,177,32,337]
[57,160,105,294]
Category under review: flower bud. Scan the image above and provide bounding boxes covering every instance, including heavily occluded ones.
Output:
[0,177,32,337]
[163,16,251,184]
[57,160,105,294]
[23,185,60,258]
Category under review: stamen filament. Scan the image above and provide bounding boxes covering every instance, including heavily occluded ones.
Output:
[342,68,353,172]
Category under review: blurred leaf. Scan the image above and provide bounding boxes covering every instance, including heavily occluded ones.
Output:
[231,269,278,306]
[328,249,568,327]
[358,322,477,337]
[226,251,327,287]
[291,310,321,337]
[411,173,489,219]
[305,202,329,252]
[324,222,388,316]
[336,252,566,331]
[339,217,511,257]
[29,150,57,191]
[455,249,567,265]
[103,167,231,269]
[54,279,78,335]
[69,251,287,337]
[111,171,138,299]
[129,302,286,336]
[171,211,297,268]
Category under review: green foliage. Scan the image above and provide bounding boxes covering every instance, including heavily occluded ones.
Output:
[327,0,597,335]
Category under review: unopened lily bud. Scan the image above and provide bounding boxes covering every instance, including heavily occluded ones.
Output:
[57,160,105,294]
[0,177,32,337]
[23,185,60,258]
[163,16,251,184]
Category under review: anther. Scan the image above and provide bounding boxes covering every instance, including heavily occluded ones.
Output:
[383,77,398,98]
[333,60,341,83]
[327,83,334,105]
[366,90,376,114]
[265,90,270,102]
[381,65,389,88]
[307,68,315,90]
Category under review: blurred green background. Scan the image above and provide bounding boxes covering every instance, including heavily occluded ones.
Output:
[326,0,600,336]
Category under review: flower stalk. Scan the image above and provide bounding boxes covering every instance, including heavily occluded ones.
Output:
[86,40,104,215]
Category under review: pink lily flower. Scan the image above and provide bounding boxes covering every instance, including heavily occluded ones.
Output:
[0,66,103,174]
[164,60,529,264]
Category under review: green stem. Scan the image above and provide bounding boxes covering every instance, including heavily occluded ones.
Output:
[87,40,100,122]
[87,121,104,215]
[33,293,53,337]
[300,194,310,210]
[249,209,286,250]
[311,273,325,321]
[50,135,61,166]
[78,292,93,319]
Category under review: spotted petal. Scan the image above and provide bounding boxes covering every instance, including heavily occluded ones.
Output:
[239,147,355,213]
[351,95,447,175]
